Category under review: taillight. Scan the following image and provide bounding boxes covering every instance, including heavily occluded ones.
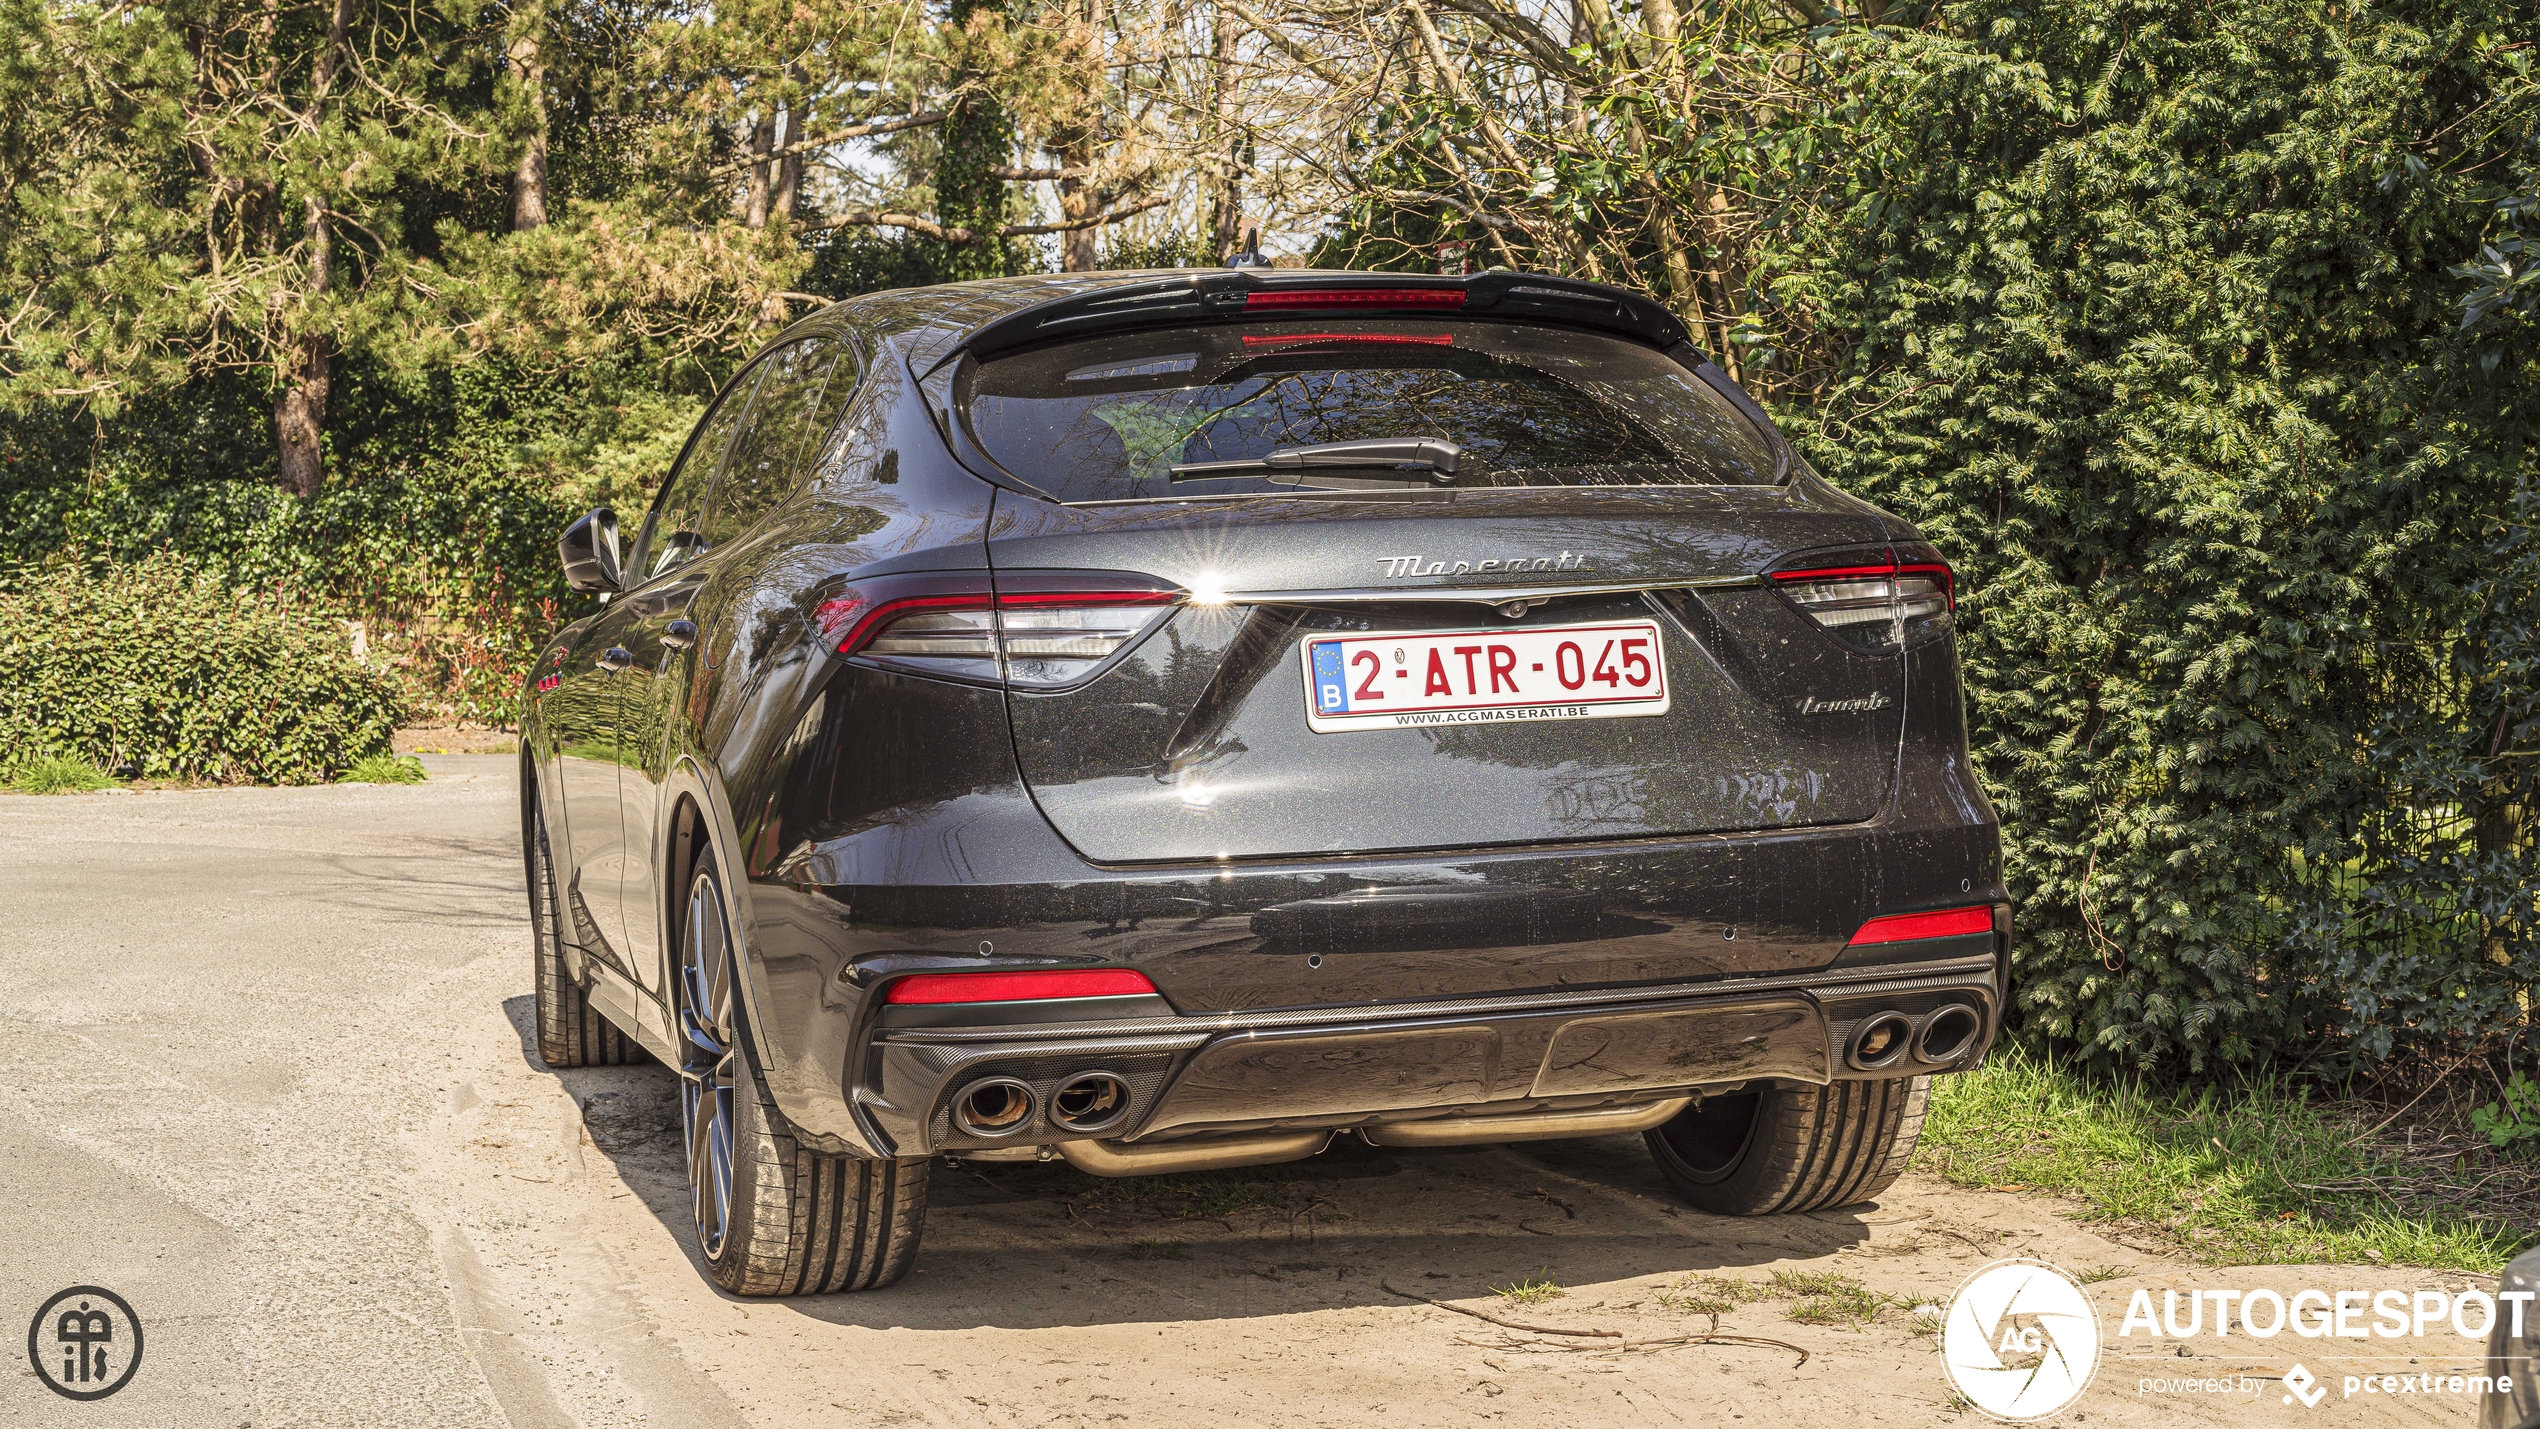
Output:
[1770,549,1955,651]
[882,968,1158,1004]
[814,575,1179,689]
[1848,906,1994,945]
[1243,288,1467,311]
[1239,331,1455,348]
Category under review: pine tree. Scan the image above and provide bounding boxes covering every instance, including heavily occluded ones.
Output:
[0,0,498,494]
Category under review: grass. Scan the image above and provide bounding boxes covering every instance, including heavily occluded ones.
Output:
[1659,1274,1769,1314]
[1922,1047,2530,1272]
[6,756,118,794]
[1660,1271,1896,1328]
[1769,1270,1894,1328]
[1126,1237,1190,1260]
[1493,1268,1565,1306]
[339,753,428,785]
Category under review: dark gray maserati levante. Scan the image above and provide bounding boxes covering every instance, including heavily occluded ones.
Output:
[517,269,2007,1295]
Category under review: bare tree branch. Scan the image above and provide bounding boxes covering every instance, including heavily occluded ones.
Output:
[710,112,946,178]
[1001,191,1173,235]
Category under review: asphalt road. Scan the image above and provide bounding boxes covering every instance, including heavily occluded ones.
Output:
[0,760,2490,1428]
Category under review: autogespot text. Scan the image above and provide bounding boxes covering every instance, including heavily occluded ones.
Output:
[2120,1286,2515,1403]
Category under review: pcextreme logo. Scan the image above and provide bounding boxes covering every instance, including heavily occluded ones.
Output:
[1940,1259,2104,1421]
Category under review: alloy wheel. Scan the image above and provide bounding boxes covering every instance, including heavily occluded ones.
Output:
[676,867,738,1259]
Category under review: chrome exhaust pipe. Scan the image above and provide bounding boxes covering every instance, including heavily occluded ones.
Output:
[1049,1072,1133,1133]
[1846,1011,1916,1071]
[1055,1128,1333,1177]
[1915,1005,1982,1064]
[953,1078,1036,1138]
[1357,1097,1690,1148]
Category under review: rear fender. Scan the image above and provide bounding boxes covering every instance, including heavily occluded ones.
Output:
[660,750,880,1157]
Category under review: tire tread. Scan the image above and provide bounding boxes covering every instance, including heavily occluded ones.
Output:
[712,1035,928,1296]
[529,793,640,1069]
[1646,1076,1929,1216]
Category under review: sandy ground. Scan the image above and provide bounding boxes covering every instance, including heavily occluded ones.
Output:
[0,757,2494,1427]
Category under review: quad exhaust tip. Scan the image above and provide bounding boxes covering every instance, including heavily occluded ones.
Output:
[1916,1005,1982,1064]
[955,1078,1036,1137]
[1845,1004,1984,1072]
[1846,1012,1916,1071]
[1049,1072,1133,1133]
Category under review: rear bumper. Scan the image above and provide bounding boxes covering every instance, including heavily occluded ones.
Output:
[856,948,1998,1158]
[732,651,2004,1158]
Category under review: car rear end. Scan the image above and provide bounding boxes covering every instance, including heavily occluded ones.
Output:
[749,273,2004,1183]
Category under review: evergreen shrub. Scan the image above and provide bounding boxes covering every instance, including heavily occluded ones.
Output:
[0,555,404,784]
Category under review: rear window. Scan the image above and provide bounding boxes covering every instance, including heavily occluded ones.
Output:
[956,319,1780,502]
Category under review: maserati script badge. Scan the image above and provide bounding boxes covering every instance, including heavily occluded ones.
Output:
[1377,552,1591,578]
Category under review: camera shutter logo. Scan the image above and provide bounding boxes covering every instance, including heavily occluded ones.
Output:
[1940,1259,2101,1421]
[27,1285,144,1401]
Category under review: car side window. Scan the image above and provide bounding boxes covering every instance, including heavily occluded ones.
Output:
[705,337,844,548]
[633,360,768,582]
[798,344,873,487]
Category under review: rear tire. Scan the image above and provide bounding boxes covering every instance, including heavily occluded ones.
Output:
[528,788,639,1069]
[677,843,928,1295]
[1644,1076,1927,1215]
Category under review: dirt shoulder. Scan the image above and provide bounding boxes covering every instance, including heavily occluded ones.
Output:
[434,1002,2495,1428]
[0,761,2494,1428]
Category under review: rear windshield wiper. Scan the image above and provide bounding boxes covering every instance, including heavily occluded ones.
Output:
[1170,437,1465,484]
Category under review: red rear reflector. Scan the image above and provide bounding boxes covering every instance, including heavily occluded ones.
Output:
[1243,289,1468,311]
[1240,332,1455,347]
[1848,906,1994,945]
[882,969,1158,1005]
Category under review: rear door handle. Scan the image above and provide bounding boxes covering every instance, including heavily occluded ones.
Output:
[661,620,697,649]
[598,646,635,672]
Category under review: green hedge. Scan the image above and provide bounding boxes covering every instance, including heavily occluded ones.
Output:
[0,555,404,784]
[1787,0,2540,1070]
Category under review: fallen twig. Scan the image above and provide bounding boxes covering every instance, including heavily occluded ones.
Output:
[1450,1313,1809,1366]
[1381,1280,1621,1338]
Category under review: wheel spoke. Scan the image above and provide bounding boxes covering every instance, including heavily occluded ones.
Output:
[684,1078,713,1227]
[705,1060,734,1249]
[676,859,739,1260]
[679,1003,724,1058]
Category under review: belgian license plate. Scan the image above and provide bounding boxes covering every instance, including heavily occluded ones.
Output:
[1301,620,1672,733]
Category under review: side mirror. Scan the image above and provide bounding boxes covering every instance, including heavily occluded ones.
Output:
[560,509,623,594]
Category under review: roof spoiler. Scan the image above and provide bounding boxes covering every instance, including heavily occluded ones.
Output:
[946,270,1690,367]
